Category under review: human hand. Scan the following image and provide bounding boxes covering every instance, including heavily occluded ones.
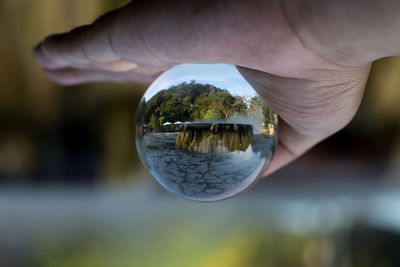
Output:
[33,0,397,175]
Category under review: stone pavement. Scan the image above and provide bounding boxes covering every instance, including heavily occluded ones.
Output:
[137,132,275,199]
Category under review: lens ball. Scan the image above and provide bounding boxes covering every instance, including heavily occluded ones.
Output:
[136,64,277,201]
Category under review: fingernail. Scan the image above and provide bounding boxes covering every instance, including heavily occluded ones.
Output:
[95,59,138,72]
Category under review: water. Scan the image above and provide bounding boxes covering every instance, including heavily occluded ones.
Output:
[135,64,277,201]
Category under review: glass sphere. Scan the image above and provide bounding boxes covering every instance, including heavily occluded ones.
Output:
[136,64,277,201]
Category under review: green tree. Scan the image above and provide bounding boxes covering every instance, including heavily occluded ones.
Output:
[203,109,223,120]
[212,90,235,121]
[233,96,248,113]
[249,96,274,126]
[143,81,252,124]
[190,92,210,120]
[148,113,161,131]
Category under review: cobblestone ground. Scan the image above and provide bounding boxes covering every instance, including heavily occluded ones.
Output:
[137,132,275,199]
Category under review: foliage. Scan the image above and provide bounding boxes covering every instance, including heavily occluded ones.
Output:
[148,114,161,131]
[142,81,273,130]
[248,96,275,127]
[203,109,223,121]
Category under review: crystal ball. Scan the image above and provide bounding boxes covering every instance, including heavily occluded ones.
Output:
[135,64,277,201]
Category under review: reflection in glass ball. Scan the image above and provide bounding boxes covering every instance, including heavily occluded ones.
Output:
[136,64,277,201]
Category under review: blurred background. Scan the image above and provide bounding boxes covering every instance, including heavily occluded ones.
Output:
[1,0,400,266]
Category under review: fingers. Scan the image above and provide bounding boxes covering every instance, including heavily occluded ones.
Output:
[108,0,333,75]
[44,66,163,86]
[33,14,164,85]
[34,0,333,80]
[33,8,126,69]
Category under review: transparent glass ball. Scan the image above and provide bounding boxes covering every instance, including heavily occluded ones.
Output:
[136,64,277,201]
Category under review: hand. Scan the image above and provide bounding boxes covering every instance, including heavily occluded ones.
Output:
[33,0,396,175]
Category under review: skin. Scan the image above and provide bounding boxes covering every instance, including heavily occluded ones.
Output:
[33,0,399,175]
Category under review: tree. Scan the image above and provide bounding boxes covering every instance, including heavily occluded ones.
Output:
[142,81,254,125]
[233,96,248,113]
[190,92,210,120]
[249,96,274,126]
[203,109,223,121]
[148,113,161,131]
[212,90,235,121]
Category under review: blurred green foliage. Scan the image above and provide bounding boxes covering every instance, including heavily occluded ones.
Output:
[31,220,332,267]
